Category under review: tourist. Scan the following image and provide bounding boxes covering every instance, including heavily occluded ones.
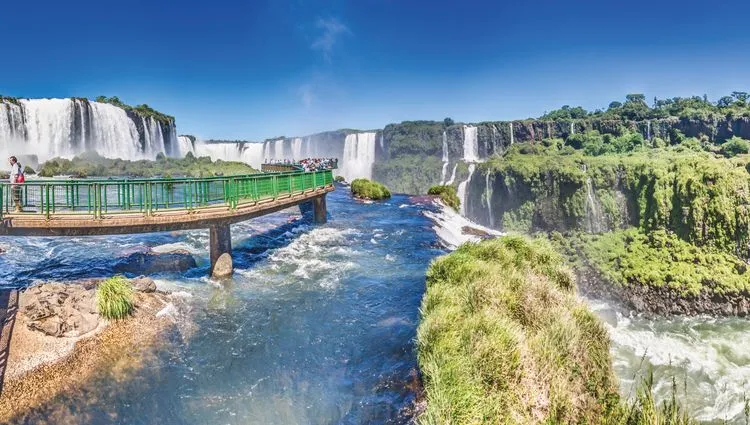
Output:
[8,156,24,212]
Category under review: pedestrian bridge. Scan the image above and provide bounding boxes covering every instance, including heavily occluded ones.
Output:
[0,169,335,276]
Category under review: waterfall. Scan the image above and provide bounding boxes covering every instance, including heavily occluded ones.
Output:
[240,143,264,168]
[291,137,303,160]
[509,122,514,145]
[485,172,494,227]
[0,98,176,162]
[440,131,449,184]
[463,125,478,162]
[582,164,605,233]
[445,164,458,185]
[570,121,575,135]
[457,164,476,216]
[177,136,196,156]
[647,120,652,141]
[339,132,377,182]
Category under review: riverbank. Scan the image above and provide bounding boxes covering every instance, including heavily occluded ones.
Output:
[0,278,180,423]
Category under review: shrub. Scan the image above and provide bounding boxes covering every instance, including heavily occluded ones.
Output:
[720,137,750,157]
[23,166,35,175]
[351,178,391,200]
[334,175,346,183]
[427,185,460,210]
[96,276,135,320]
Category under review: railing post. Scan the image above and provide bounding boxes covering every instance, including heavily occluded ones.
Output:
[0,185,3,220]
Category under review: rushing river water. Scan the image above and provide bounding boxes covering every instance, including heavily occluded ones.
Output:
[1,184,748,424]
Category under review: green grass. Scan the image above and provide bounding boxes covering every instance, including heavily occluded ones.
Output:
[551,228,750,297]
[417,236,619,423]
[417,235,697,424]
[350,178,391,200]
[38,151,257,178]
[427,185,460,211]
[96,276,135,320]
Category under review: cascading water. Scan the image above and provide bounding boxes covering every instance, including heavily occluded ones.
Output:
[484,172,494,227]
[457,164,476,216]
[509,122,514,145]
[339,132,376,182]
[445,164,458,185]
[177,136,196,157]
[291,138,303,160]
[582,164,605,233]
[0,98,176,162]
[462,125,478,162]
[647,120,652,141]
[440,131,449,184]
[570,121,575,135]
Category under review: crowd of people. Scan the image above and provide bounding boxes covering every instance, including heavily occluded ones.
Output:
[299,157,338,171]
[264,158,338,171]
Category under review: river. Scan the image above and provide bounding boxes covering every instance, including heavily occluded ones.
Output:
[0,185,747,424]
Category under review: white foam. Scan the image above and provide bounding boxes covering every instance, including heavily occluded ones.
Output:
[423,200,502,250]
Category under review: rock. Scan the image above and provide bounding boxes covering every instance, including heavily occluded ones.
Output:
[131,276,156,293]
[114,250,197,275]
[20,283,99,337]
[212,253,233,279]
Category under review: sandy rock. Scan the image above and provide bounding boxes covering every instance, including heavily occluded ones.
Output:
[20,283,99,337]
[114,249,197,275]
[212,253,233,279]
[131,276,157,293]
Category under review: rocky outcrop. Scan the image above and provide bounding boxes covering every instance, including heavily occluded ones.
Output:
[114,249,197,275]
[21,283,99,337]
[211,253,233,279]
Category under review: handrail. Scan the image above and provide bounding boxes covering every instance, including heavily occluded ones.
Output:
[0,170,334,220]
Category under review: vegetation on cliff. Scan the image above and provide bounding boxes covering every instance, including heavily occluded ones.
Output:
[373,155,443,194]
[95,96,175,124]
[552,229,750,297]
[481,143,750,259]
[427,185,460,211]
[417,236,693,424]
[350,178,391,200]
[541,92,750,122]
[38,151,257,178]
[96,276,134,320]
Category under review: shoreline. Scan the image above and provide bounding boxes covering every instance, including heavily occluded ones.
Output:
[0,282,178,423]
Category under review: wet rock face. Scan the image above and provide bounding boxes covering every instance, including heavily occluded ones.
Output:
[114,250,197,275]
[20,283,99,337]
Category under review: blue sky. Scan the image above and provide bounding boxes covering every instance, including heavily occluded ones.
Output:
[2,0,750,140]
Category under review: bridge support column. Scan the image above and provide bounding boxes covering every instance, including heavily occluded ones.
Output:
[209,224,232,278]
[313,195,327,224]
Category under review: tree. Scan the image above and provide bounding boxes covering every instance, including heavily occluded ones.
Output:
[625,94,647,104]
[720,137,750,157]
[95,96,107,103]
[732,91,749,104]
[718,96,734,108]
[443,117,454,127]
[608,101,622,110]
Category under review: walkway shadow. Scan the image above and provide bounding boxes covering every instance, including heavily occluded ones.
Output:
[0,289,18,397]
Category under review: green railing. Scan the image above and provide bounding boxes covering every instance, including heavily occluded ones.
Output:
[0,170,334,220]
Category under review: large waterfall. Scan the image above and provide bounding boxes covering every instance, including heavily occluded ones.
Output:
[0,98,177,162]
[177,136,266,168]
[339,132,377,182]
[463,125,479,162]
[457,164,476,216]
[440,131,449,184]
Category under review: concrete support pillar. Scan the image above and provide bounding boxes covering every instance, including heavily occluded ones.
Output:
[313,195,327,224]
[209,224,232,278]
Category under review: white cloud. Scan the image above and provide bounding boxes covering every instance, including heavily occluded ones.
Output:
[311,17,351,61]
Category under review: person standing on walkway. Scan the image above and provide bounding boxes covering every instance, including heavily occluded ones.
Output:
[8,156,23,212]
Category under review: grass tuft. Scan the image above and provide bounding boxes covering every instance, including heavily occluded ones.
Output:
[427,185,460,211]
[96,276,135,320]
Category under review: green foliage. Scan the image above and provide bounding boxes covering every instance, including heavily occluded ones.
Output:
[372,154,443,194]
[427,185,460,210]
[0,95,20,106]
[720,137,750,157]
[383,121,444,158]
[38,151,257,178]
[417,236,620,423]
[334,175,346,183]
[96,276,134,320]
[562,229,750,296]
[22,166,35,175]
[443,117,454,127]
[350,178,391,200]
[95,96,175,124]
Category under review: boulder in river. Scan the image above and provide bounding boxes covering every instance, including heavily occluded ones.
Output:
[212,253,233,279]
[114,249,197,275]
[131,276,157,293]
